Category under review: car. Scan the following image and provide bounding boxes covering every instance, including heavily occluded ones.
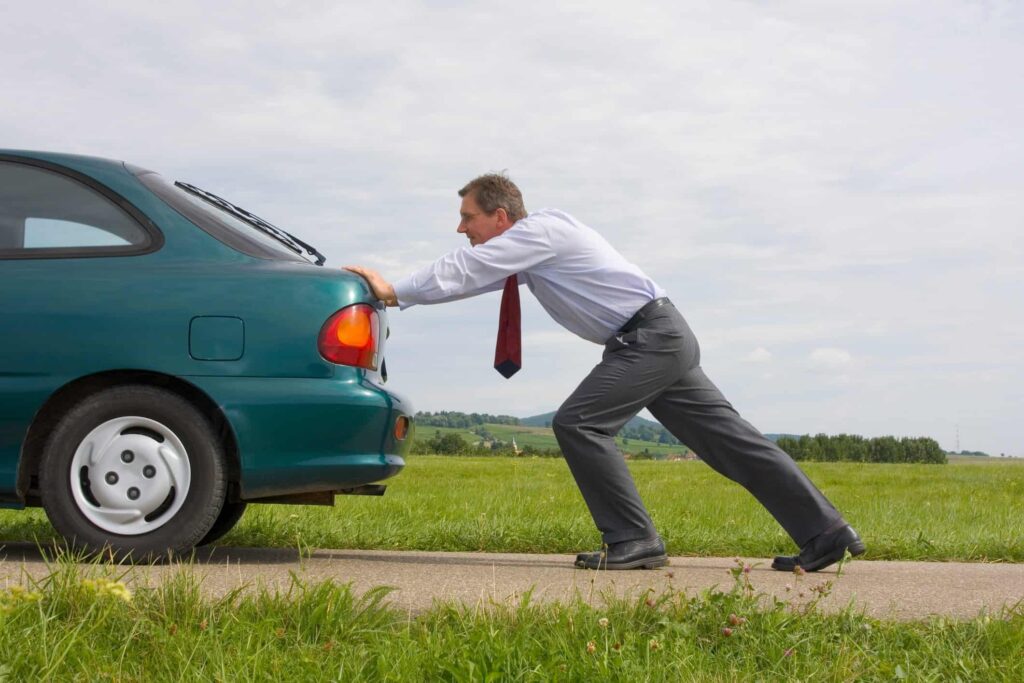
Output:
[0,150,413,559]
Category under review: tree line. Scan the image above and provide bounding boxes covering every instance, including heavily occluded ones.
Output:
[412,412,947,464]
[775,434,946,464]
[415,411,521,428]
[410,430,561,457]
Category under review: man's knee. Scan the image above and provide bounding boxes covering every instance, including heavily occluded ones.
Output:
[551,404,582,441]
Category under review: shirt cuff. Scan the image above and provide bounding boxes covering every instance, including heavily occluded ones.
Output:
[392,277,417,310]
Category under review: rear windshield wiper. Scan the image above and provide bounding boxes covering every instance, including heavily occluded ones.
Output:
[175,181,326,266]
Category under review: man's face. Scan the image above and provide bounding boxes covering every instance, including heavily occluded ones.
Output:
[457,193,509,246]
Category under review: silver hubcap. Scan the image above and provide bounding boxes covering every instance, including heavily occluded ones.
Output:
[69,416,191,535]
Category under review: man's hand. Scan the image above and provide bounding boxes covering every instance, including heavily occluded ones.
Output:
[344,266,398,306]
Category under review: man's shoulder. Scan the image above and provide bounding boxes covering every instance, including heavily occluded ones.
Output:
[526,207,575,221]
[520,208,585,232]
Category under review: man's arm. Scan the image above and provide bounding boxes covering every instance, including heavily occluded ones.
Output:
[347,217,553,308]
[344,264,510,308]
[392,220,554,306]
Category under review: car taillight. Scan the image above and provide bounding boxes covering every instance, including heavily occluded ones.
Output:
[394,416,410,440]
[318,304,379,369]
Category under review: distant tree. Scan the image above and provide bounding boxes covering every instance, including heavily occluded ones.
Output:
[845,435,868,463]
[869,436,899,463]
[798,435,821,461]
[777,433,946,464]
[777,436,802,460]
[433,433,468,454]
[415,411,521,428]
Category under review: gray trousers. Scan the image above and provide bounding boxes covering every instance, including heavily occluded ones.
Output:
[552,302,842,546]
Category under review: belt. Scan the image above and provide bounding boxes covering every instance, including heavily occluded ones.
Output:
[618,297,672,335]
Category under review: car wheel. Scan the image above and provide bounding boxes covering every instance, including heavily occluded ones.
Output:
[197,500,247,546]
[40,385,227,560]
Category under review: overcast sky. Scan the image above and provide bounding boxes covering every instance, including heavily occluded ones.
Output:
[3,1,1021,455]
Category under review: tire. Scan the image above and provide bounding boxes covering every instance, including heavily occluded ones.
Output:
[197,500,247,546]
[39,385,227,561]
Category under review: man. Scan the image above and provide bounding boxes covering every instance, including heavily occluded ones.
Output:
[345,173,864,572]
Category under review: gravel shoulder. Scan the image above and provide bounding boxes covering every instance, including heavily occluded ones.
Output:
[2,543,1022,621]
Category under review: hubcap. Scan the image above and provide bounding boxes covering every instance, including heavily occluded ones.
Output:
[69,416,192,535]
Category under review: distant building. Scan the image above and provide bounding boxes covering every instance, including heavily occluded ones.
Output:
[667,450,699,462]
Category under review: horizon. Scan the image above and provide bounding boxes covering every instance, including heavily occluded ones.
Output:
[415,408,1018,457]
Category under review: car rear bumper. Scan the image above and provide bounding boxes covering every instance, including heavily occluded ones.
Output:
[184,374,412,500]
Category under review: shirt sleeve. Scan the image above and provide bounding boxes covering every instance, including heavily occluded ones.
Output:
[392,218,555,308]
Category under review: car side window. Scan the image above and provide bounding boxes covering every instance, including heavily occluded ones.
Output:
[0,161,151,257]
[23,218,133,248]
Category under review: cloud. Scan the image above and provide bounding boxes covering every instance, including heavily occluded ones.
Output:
[2,0,1021,455]
[809,348,853,370]
[744,347,773,363]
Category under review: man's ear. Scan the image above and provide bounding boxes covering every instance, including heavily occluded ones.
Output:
[495,207,511,229]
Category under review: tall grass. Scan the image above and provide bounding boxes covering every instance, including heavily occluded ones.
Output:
[1,557,1022,681]
[2,458,1022,561]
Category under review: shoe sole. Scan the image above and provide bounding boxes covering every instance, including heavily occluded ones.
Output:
[774,540,867,573]
[575,554,669,570]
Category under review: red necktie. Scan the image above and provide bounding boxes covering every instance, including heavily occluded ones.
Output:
[494,275,521,378]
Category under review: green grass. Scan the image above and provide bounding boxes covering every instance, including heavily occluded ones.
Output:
[3,457,1023,561]
[1,560,1022,681]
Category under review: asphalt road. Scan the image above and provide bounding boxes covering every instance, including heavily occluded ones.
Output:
[2,543,1022,621]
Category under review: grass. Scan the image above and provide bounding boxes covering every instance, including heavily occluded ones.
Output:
[1,558,1023,681]
[2,457,1023,561]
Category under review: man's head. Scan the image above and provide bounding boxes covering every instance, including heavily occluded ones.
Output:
[457,173,527,246]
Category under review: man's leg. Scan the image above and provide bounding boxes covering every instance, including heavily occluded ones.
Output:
[648,366,842,547]
[552,327,686,545]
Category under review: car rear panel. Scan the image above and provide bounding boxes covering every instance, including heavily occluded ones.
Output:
[173,264,410,498]
[186,373,411,499]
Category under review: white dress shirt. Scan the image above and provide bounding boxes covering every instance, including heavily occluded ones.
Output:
[392,209,666,345]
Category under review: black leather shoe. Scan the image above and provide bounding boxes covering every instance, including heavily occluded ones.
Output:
[575,536,668,570]
[771,524,865,572]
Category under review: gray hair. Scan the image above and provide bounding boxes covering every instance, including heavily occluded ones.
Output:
[458,173,527,222]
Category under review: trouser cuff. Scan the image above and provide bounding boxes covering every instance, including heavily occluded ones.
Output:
[602,525,658,544]
[799,515,846,547]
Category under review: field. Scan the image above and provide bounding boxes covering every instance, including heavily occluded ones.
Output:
[3,457,1023,680]
[3,457,1022,561]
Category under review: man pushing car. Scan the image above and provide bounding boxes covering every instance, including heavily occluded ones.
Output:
[345,173,864,572]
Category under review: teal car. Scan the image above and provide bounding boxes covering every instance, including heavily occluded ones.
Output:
[0,150,412,558]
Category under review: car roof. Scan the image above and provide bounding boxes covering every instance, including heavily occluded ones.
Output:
[0,149,128,176]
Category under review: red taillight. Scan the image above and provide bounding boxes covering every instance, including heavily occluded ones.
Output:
[318,304,379,369]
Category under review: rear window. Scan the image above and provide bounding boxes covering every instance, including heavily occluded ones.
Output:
[135,170,315,264]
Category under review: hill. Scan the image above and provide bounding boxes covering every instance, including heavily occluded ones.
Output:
[522,411,684,447]
[417,410,798,457]
[523,412,796,443]
[764,433,801,443]
[521,411,662,431]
